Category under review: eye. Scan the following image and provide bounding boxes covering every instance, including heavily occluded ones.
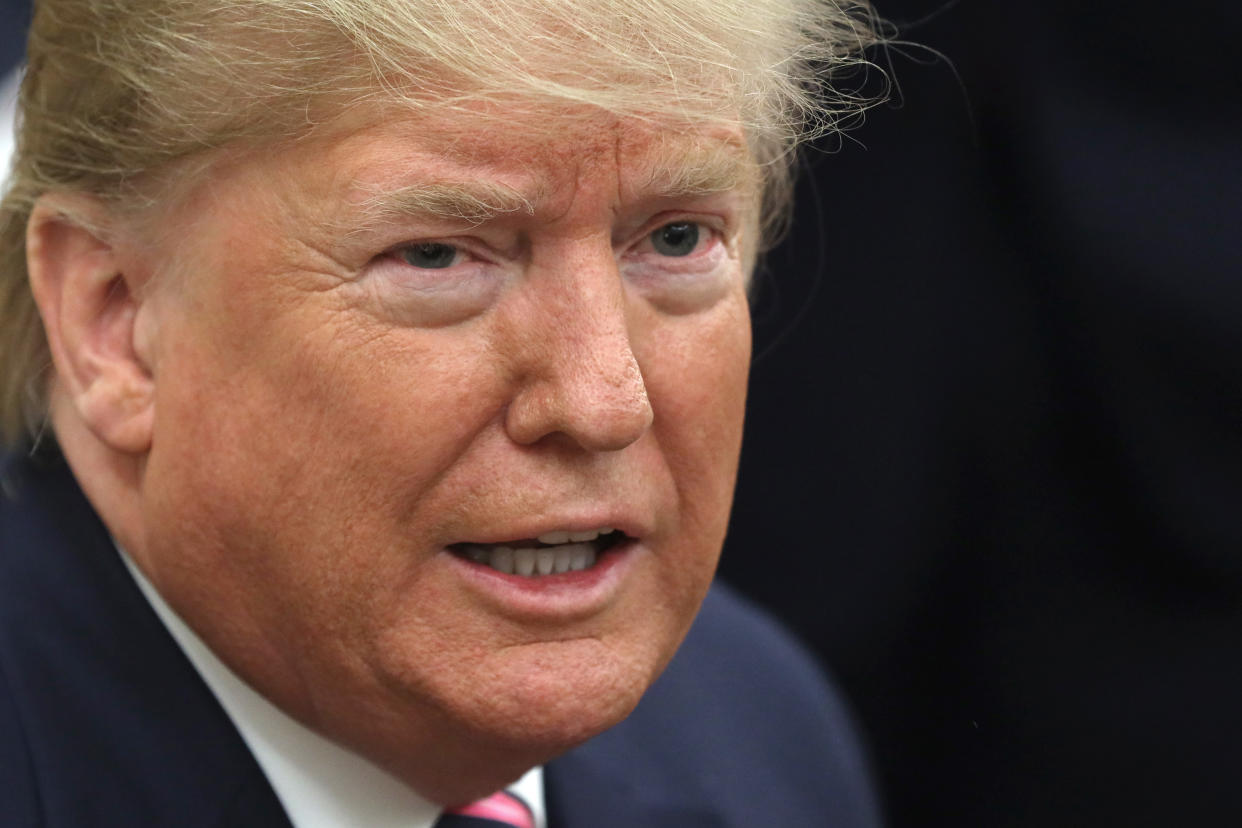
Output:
[400,242,460,269]
[650,222,701,257]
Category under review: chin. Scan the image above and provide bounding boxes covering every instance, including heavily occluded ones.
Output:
[486,662,651,754]
[379,631,667,761]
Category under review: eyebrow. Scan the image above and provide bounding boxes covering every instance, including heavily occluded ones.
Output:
[635,142,760,201]
[352,180,536,228]
[344,143,756,235]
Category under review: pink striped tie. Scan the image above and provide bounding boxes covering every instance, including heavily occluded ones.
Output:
[434,789,535,828]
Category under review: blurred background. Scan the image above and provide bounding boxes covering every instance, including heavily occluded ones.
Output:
[719,1,1242,825]
[3,0,1240,825]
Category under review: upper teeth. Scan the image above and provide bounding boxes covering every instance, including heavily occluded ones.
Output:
[463,542,597,576]
[459,527,615,577]
[536,528,613,545]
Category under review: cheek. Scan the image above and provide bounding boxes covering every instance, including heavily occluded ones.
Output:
[142,287,506,634]
[140,321,517,736]
[162,271,498,478]
[640,291,751,539]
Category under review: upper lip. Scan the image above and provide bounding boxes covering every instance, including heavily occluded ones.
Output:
[447,514,652,547]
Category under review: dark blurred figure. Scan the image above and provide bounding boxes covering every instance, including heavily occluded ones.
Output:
[1,0,29,69]
[720,0,1242,825]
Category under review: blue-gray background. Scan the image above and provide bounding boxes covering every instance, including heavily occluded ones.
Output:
[1,0,29,68]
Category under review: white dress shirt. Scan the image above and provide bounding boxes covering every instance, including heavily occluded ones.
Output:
[121,551,547,828]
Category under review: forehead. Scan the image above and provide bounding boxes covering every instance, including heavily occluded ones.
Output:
[306,106,759,216]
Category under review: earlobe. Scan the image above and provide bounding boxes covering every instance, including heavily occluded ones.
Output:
[26,196,156,454]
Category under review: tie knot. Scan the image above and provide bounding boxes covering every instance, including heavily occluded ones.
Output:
[435,790,535,828]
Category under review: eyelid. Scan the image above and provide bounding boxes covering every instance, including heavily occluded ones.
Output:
[383,237,489,268]
[627,215,726,256]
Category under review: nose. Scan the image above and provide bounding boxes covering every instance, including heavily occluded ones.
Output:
[504,252,654,452]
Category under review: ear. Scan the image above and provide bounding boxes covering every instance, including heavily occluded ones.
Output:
[26,195,156,454]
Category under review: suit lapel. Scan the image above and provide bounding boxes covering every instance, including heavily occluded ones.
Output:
[0,450,292,827]
[544,745,728,828]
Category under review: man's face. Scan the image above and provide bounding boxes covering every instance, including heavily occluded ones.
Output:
[126,106,754,796]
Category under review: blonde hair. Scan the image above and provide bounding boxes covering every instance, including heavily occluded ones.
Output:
[0,0,882,446]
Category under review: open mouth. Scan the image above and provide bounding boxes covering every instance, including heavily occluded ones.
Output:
[449,528,627,577]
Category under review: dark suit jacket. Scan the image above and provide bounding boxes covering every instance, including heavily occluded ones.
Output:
[0,0,29,74]
[0,447,881,827]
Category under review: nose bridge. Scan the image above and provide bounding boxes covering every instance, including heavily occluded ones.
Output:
[504,240,654,451]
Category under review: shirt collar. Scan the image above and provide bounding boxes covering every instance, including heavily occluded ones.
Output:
[119,548,546,828]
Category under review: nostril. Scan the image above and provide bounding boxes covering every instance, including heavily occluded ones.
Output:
[587,392,653,450]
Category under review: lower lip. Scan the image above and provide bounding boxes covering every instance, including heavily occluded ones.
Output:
[446,540,638,618]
